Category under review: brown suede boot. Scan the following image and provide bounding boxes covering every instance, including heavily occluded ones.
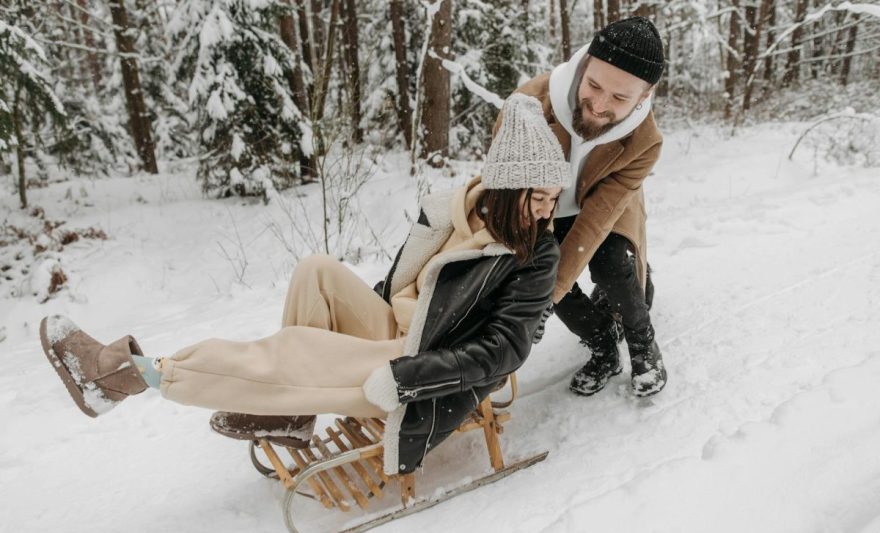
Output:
[39,315,148,418]
[210,412,316,448]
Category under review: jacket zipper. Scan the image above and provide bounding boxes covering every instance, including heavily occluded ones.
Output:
[412,255,504,467]
[446,256,502,336]
[399,379,461,399]
[420,397,438,468]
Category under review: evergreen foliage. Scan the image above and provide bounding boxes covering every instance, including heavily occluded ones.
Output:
[451,0,552,157]
[0,18,67,157]
[168,0,306,198]
[1,0,878,207]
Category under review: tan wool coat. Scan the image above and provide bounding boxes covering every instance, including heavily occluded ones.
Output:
[497,73,663,303]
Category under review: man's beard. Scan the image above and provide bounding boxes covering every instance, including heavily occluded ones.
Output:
[571,99,632,141]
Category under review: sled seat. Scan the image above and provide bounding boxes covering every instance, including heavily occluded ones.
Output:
[247,374,548,532]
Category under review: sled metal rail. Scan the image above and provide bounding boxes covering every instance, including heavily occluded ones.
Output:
[245,373,547,532]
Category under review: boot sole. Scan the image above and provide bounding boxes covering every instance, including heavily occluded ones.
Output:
[633,380,667,398]
[211,424,311,449]
[569,367,623,397]
[39,317,99,418]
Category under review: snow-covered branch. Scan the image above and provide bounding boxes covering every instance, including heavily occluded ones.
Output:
[429,51,504,110]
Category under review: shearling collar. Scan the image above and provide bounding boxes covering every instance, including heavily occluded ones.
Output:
[451,177,494,246]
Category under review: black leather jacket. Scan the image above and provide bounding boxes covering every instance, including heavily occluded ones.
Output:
[377,226,559,473]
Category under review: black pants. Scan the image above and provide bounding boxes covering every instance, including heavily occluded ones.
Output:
[553,215,653,340]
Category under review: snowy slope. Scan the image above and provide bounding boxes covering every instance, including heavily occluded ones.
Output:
[1,122,879,533]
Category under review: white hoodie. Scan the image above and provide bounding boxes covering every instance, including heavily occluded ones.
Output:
[549,44,652,217]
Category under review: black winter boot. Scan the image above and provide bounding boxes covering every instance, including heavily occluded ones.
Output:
[569,321,623,396]
[625,325,667,397]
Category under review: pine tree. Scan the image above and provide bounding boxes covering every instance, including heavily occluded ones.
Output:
[40,0,140,176]
[0,15,67,208]
[168,0,307,198]
[451,0,547,156]
[357,0,418,149]
[130,0,194,160]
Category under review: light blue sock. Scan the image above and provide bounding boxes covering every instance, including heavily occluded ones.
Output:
[131,354,162,389]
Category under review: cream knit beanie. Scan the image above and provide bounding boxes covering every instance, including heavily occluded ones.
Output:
[482,93,571,190]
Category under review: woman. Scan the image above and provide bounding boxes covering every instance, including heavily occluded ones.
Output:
[38,94,570,475]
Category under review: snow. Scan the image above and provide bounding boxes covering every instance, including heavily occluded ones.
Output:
[437,55,504,110]
[61,349,117,415]
[206,90,228,121]
[231,133,246,162]
[44,315,79,344]
[2,121,880,532]
[28,257,62,302]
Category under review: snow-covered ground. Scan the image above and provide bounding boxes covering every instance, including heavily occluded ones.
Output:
[2,122,879,533]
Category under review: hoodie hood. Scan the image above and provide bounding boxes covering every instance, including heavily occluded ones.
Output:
[549,43,653,144]
[549,43,653,217]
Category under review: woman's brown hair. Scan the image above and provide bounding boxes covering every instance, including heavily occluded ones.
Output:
[476,188,554,264]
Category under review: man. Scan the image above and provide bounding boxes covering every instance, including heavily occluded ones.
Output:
[498,16,667,397]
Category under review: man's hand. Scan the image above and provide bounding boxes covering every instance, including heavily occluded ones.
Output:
[532,305,555,344]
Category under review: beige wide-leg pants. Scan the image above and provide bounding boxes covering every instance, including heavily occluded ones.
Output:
[160,255,405,418]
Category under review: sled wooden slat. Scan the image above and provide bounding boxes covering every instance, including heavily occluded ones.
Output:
[337,418,388,483]
[235,374,549,532]
[399,472,415,507]
[311,435,371,510]
[347,418,377,443]
[456,411,510,433]
[478,398,505,472]
[335,419,388,483]
[326,428,384,500]
[258,440,294,486]
[299,446,352,511]
[359,418,385,441]
[286,447,336,509]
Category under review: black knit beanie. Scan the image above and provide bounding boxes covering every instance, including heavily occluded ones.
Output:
[587,16,664,85]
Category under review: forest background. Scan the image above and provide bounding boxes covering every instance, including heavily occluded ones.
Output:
[1,0,878,298]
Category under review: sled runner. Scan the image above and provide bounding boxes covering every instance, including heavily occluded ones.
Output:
[239,375,548,532]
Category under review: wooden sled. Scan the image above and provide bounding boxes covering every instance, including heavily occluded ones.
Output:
[245,375,548,532]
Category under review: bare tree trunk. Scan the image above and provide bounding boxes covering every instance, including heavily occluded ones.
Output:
[809,0,825,79]
[521,0,531,63]
[295,0,315,87]
[280,5,309,114]
[762,0,776,82]
[312,0,339,123]
[294,0,317,183]
[419,0,452,166]
[783,0,807,86]
[390,0,413,149]
[724,0,741,120]
[839,17,859,86]
[633,1,655,18]
[593,0,604,32]
[280,1,317,181]
[741,0,770,113]
[71,0,104,91]
[559,0,571,59]
[656,26,670,97]
[340,0,362,143]
[108,0,158,173]
[13,85,27,209]
[607,0,620,23]
[742,1,759,80]
[54,2,78,87]
[310,0,325,66]
[549,0,556,41]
